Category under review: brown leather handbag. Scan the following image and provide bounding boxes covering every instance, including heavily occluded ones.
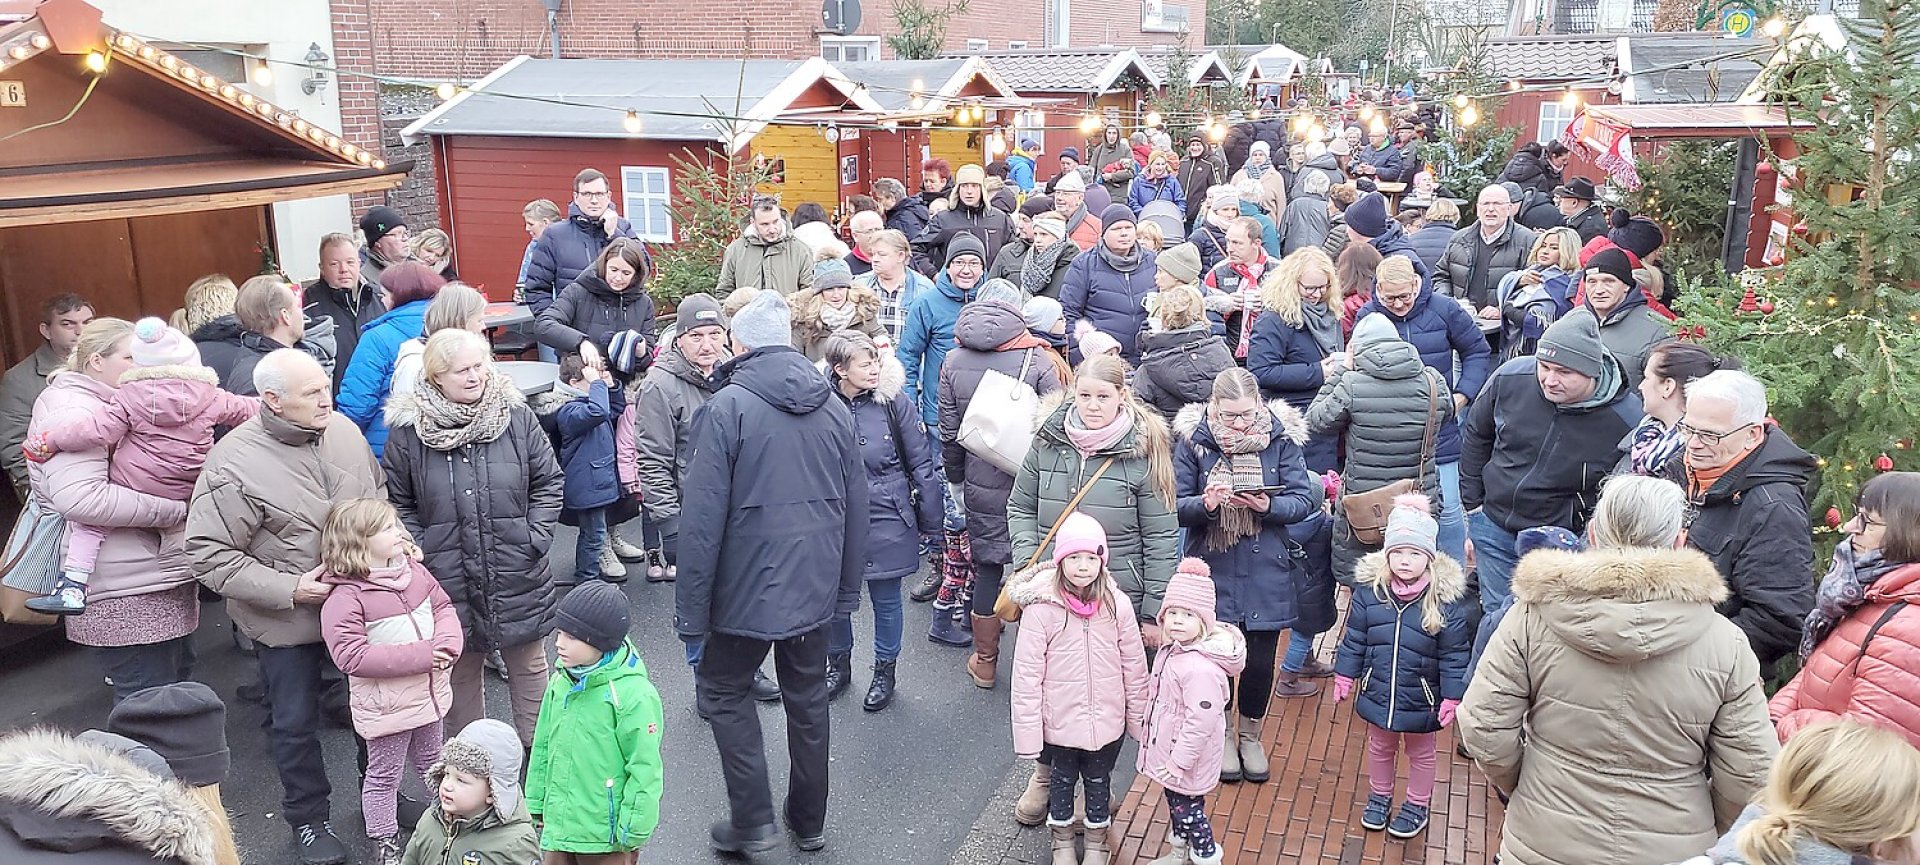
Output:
[1341,371,1439,547]
[992,456,1116,623]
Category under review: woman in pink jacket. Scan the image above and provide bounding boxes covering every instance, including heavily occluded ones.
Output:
[1136,558,1246,865]
[1008,511,1150,865]
[318,498,462,865]
[24,318,257,616]
[24,318,198,703]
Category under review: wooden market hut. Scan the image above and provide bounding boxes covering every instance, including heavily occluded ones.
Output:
[399,56,886,295]
[834,57,1025,184]
[958,48,1162,159]
[0,0,407,364]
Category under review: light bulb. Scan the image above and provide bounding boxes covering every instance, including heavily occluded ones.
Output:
[251,62,273,87]
[1762,16,1786,37]
[1144,110,1162,127]
[1460,105,1479,126]
[83,50,108,73]
[436,82,456,101]
[623,110,643,134]
[1453,94,1469,108]
[1561,90,1582,108]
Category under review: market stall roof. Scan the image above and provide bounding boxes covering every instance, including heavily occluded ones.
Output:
[400,55,886,152]
[835,57,1023,112]
[1476,34,1615,81]
[1215,44,1308,87]
[1619,33,1768,104]
[1135,47,1234,87]
[956,48,1161,94]
[1582,102,1809,138]
[0,0,408,228]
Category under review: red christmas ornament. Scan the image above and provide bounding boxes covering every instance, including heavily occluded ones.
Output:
[1877,454,1895,472]
[1737,285,1760,313]
[1758,300,1775,314]
[1826,507,1844,529]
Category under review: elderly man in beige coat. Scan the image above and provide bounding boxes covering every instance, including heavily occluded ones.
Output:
[1458,474,1777,865]
[187,349,385,865]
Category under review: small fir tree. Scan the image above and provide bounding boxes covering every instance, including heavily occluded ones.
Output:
[650,151,777,310]
[1677,0,1920,520]
[886,0,971,60]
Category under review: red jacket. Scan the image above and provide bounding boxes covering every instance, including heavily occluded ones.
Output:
[1770,562,1920,750]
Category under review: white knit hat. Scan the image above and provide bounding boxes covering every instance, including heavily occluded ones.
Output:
[131,317,201,368]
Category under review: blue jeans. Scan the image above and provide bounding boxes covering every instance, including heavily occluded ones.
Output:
[574,506,607,582]
[1468,510,1520,614]
[828,577,905,662]
[1281,628,1318,673]
[1435,460,1467,565]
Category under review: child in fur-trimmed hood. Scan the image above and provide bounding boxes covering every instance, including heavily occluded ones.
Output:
[1136,558,1245,865]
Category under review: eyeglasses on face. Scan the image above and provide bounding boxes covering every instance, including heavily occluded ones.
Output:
[1677,421,1755,446]
[1216,408,1261,423]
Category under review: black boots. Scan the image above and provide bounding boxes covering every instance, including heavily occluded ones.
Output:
[909,568,941,603]
[751,669,782,702]
[863,660,897,712]
[825,652,853,701]
[928,608,972,647]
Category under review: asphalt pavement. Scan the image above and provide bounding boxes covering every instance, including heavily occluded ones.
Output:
[0,525,1127,864]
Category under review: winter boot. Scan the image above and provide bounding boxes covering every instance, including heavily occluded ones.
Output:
[1219,713,1242,782]
[1296,657,1337,678]
[25,572,88,616]
[1146,832,1191,865]
[928,607,972,648]
[863,659,897,711]
[609,535,646,561]
[1238,717,1270,783]
[1013,764,1050,826]
[910,567,942,602]
[967,614,1002,688]
[597,545,628,582]
[1083,821,1112,865]
[824,652,853,701]
[1049,824,1079,865]
[1272,669,1320,698]
[644,549,670,581]
[374,835,402,865]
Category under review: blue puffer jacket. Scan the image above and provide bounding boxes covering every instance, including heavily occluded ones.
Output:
[1171,400,1319,632]
[1367,222,1432,287]
[555,380,626,510]
[522,205,639,313]
[1354,283,1493,463]
[840,375,942,581]
[1060,246,1158,362]
[1406,222,1455,274]
[337,299,427,458]
[1246,308,1345,471]
[1008,151,1037,193]
[1127,175,1187,213]
[1240,200,1283,257]
[896,269,974,425]
[1334,550,1472,733]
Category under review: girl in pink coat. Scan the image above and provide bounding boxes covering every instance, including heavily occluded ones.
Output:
[1008,511,1150,865]
[318,498,462,865]
[22,317,258,616]
[1136,558,1246,865]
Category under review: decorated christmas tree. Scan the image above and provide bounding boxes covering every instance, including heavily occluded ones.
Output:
[1677,0,1920,524]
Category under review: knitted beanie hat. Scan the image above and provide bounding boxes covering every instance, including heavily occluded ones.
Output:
[1157,242,1203,285]
[1585,247,1636,288]
[675,292,727,334]
[1517,526,1585,557]
[1099,203,1137,231]
[106,682,229,787]
[1031,214,1068,242]
[1382,493,1439,560]
[1348,312,1398,352]
[1536,308,1610,380]
[813,259,854,291]
[1345,192,1391,239]
[1019,195,1056,218]
[1052,511,1109,567]
[359,205,407,246]
[1075,322,1122,359]
[130,317,201,368]
[730,289,793,350]
[1060,146,1082,163]
[976,278,1023,310]
[1053,169,1086,193]
[1159,557,1218,633]
[945,232,987,267]
[1023,295,1064,331]
[553,580,631,652]
[1204,185,1239,214]
[426,719,524,821]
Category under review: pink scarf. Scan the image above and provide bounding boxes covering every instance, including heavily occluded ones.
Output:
[1063,590,1101,618]
[1065,404,1134,457]
[1390,573,1430,601]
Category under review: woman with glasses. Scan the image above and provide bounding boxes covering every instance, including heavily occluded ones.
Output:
[1615,343,1738,477]
[1771,471,1920,749]
[1172,367,1319,781]
[1247,247,1346,472]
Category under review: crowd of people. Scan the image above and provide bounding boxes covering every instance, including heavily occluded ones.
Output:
[0,114,1915,865]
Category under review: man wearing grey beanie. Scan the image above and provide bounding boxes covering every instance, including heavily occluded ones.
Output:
[675,286,868,857]
[1460,308,1641,646]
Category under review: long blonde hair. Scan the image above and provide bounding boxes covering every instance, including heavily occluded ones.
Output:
[1071,355,1175,504]
[186,784,241,865]
[58,317,134,375]
[1260,247,1342,328]
[321,498,403,580]
[1737,720,1920,865]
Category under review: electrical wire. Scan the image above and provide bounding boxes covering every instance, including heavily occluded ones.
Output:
[0,54,106,143]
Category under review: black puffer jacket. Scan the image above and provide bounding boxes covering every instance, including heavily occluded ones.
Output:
[523,204,639,312]
[191,316,335,397]
[885,197,930,241]
[1133,326,1235,422]
[534,273,657,379]
[675,346,868,641]
[383,384,565,653]
[937,301,1066,564]
[1433,222,1538,312]
[914,199,1012,268]
[1461,355,1641,534]
[1662,426,1818,669]
[302,276,385,389]
[1496,147,1562,198]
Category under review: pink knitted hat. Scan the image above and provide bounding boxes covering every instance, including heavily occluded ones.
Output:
[1159,557,1217,633]
[1052,511,1108,567]
[131,317,201,368]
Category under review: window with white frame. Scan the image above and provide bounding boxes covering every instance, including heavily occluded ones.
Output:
[820,36,880,63]
[619,167,673,243]
[1537,99,1579,144]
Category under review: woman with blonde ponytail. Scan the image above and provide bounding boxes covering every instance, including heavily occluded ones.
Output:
[1681,719,1920,865]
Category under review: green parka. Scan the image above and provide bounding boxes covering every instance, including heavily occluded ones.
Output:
[1009,393,1180,618]
[399,804,540,865]
[525,642,664,853]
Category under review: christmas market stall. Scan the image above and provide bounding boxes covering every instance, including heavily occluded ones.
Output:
[834,56,1027,188]
[956,48,1162,158]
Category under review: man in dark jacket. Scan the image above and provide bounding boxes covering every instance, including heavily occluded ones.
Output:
[635,293,730,581]
[874,177,929,240]
[1662,369,1816,673]
[1433,184,1537,315]
[209,276,337,396]
[1344,191,1434,284]
[356,205,409,287]
[0,293,90,499]
[1555,177,1608,243]
[305,232,385,390]
[914,163,1012,268]
[676,290,868,857]
[1462,310,1641,631]
[522,168,638,315]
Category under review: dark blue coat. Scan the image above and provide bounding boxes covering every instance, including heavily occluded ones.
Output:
[1334,554,1472,733]
[523,204,639,312]
[1355,283,1493,463]
[1246,312,1343,471]
[1060,246,1158,362]
[1367,222,1432,288]
[674,346,868,641]
[840,381,943,581]
[1171,402,1318,632]
[1406,223,1455,274]
[1187,223,1229,275]
[555,380,626,510]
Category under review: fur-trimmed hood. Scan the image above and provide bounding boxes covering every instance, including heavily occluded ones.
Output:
[826,350,908,404]
[1034,389,1172,464]
[1353,549,1468,606]
[1171,398,1309,448]
[790,283,881,341]
[0,730,216,865]
[1005,562,1128,611]
[384,370,528,428]
[1160,621,1249,676]
[1510,547,1731,663]
[109,365,229,430]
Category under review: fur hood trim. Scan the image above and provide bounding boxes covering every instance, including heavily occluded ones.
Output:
[790,284,881,339]
[1005,562,1127,611]
[1035,389,1173,463]
[0,729,216,865]
[384,370,528,428]
[1171,398,1309,447]
[821,351,908,403]
[1352,549,1468,606]
[1511,548,1728,607]
[117,364,219,386]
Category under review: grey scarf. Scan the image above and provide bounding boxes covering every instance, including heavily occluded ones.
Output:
[1022,239,1077,297]
[412,371,519,451]
[1301,302,1343,355]
[1097,242,1143,274]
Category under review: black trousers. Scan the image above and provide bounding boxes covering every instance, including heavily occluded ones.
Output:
[1044,738,1123,826]
[95,634,196,705]
[1226,627,1281,721]
[256,642,364,826]
[697,628,832,836]
[969,562,1006,617]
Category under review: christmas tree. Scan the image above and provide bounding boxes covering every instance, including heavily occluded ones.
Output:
[1677,0,1920,523]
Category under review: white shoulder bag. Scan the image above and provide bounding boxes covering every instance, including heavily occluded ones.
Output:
[957,349,1038,475]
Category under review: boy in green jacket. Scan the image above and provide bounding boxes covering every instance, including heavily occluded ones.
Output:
[403,718,541,865]
[527,581,665,863]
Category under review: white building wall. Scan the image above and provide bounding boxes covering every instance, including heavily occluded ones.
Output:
[90,0,349,281]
